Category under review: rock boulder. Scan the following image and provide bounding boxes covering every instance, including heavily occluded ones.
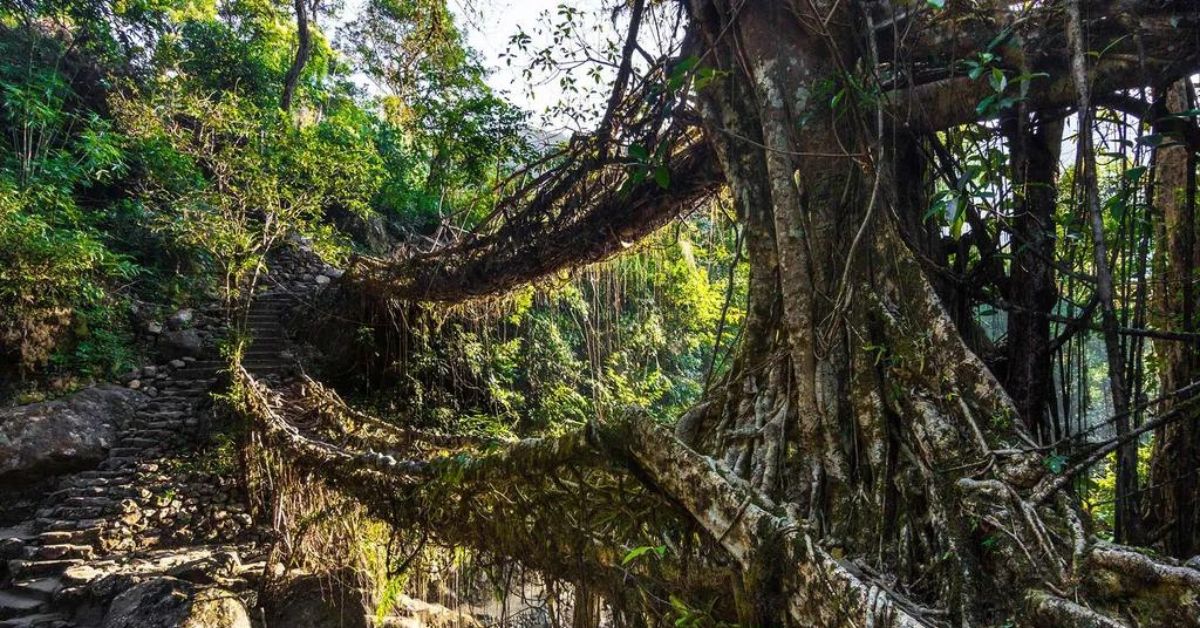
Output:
[158,329,203,360]
[102,577,250,628]
[0,384,140,484]
[264,571,368,628]
[167,308,194,330]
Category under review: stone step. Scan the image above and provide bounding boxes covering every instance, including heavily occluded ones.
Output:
[35,519,104,534]
[8,578,60,603]
[244,330,282,337]
[243,354,287,362]
[60,496,115,509]
[169,370,220,381]
[244,352,284,360]
[124,429,177,441]
[134,417,187,427]
[97,458,137,471]
[245,328,283,336]
[39,507,103,521]
[244,327,283,335]
[0,591,42,621]
[141,409,186,418]
[51,486,105,499]
[147,393,197,401]
[158,389,209,398]
[73,470,133,481]
[118,437,160,448]
[186,360,225,368]
[244,366,288,374]
[244,344,286,353]
[242,358,288,365]
[35,529,99,546]
[245,344,284,353]
[161,381,210,389]
[5,559,81,580]
[145,397,193,405]
[142,421,184,431]
[0,612,70,628]
[60,477,132,491]
[27,545,93,561]
[131,413,185,423]
[0,525,35,543]
[145,395,199,403]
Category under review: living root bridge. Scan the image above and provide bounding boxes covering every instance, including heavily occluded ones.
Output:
[345,139,722,303]
[229,365,1197,626]
[231,366,931,625]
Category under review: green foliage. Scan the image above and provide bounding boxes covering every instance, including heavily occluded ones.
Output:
[0,27,138,378]
[0,0,525,390]
[114,83,371,307]
[621,544,666,565]
[1,0,739,454]
[1084,440,1154,539]
[343,0,529,228]
[361,206,747,434]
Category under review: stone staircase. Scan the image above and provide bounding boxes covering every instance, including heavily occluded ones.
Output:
[0,291,297,627]
[239,294,294,377]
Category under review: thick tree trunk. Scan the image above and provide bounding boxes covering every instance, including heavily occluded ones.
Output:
[679,0,1199,624]
[684,0,1059,623]
[1003,115,1063,443]
[1149,80,1200,558]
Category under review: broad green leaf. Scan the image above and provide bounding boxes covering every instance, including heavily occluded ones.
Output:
[1136,133,1164,147]
[654,165,671,189]
[1124,166,1148,183]
[989,68,1007,93]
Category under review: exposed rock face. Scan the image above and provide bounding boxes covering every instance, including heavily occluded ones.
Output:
[169,550,241,584]
[387,595,486,628]
[0,384,140,483]
[158,329,203,360]
[325,205,392,254]
[102,576,250,628]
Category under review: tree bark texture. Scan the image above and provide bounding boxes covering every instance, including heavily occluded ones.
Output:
[1149,80,1200,558]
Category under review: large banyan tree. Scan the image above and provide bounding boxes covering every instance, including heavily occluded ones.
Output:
[243,0,1200,625]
